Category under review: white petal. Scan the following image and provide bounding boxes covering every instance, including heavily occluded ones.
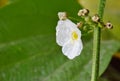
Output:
[56,21,71,46]
[56,30,70,46]
[56,19,76,31]
[56,19,77,46]
[62,39,83,59]
[56,19,81,39]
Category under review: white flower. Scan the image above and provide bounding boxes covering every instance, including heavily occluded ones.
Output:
[56,19,83,59]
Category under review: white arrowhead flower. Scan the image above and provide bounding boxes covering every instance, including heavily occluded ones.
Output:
[56,17,83,59]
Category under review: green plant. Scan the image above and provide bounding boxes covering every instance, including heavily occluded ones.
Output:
[0,0,119,81]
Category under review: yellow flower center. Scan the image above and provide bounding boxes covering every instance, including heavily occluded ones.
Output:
[72,31,78,40]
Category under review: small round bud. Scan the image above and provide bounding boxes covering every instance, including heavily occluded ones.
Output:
[77,22,83,28]
[78,9,89,16]
[105,22,113,29]
[58,12,67,20]
[92,14,100,23]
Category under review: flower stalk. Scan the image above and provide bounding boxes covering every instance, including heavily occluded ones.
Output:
[91,0,106,81]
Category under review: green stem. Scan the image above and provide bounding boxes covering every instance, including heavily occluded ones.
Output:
[91,26,101,81]
[91,0,106,81]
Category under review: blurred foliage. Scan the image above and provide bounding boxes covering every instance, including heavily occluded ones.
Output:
[101,56,120,81]
[0,0,120,81]
[0,0,81,43]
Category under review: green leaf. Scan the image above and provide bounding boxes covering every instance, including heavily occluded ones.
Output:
[42,40,120,81]
[0,0,81,43]
[0,37,120,81]
[0,0,120,81]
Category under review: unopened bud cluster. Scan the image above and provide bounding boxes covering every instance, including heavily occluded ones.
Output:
[57,9,113,37]
[77,9,113,29]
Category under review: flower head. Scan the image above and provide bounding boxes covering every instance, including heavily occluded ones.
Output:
[92,14,100,23]
[105,22,113,29]
[77,22,83,28]
[58,12,67,20]
[56,18,83,59]
[78,9,89,16]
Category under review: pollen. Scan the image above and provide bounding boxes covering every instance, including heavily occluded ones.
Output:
[72,31,78,40]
